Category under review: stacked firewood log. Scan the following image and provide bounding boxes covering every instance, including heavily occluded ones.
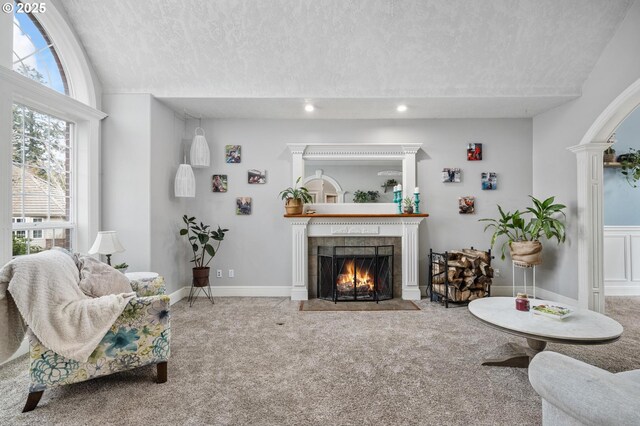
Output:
[432,248,493,302]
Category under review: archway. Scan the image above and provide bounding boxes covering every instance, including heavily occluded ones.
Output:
[570,77,640,312]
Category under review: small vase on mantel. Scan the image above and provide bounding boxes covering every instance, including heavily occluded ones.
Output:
[403,206,414,214]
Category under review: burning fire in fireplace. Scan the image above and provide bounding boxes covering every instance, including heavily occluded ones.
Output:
[336,259,374,294]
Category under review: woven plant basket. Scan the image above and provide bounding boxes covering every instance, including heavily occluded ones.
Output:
[509,240,543,266]
[285,198,303,215]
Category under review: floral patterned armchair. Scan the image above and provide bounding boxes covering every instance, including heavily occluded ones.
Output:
[23,276,170,412]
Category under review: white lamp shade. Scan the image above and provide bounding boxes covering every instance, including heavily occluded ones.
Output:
[190,127,210,168]
[88,231,125,255]
[174,163,196,197]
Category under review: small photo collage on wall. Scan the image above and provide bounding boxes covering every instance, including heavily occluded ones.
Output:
[459,196,475,214]
[481,172,497,190]
[442,168,461,183]
[467,143,482,161]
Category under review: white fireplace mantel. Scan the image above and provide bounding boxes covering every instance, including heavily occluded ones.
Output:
[288,215,426,301]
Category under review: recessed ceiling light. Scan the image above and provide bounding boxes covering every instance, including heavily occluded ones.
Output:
[397,104,408,113]
[305,104,315,112]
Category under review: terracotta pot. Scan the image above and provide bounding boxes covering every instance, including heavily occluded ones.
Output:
[509,240,543,266]
[604,153,616,163]
[192,267,210,287]
[285,198,303,215]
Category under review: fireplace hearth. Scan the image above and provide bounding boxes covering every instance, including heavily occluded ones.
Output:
[317,245,394,303]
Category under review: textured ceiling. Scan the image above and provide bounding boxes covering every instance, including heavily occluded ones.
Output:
[60,0,632,117]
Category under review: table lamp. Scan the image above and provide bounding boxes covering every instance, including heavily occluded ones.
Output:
[88,231,125,265]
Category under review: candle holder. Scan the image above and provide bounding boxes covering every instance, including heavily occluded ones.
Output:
[414,192,420,214]
[394,189,403,214]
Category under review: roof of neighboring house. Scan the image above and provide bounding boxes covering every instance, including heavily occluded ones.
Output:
[12,165,67,218]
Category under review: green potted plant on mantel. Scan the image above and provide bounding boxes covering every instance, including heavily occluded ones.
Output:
[618,148,640,188]
[279,176,312,215]
[604,146,616,163]
[403,196,414,214]
[479,196,566,266]
[353,190,380,203]
[180,215,228,287]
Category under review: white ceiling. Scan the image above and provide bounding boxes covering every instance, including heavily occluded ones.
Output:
[60,0,632,118]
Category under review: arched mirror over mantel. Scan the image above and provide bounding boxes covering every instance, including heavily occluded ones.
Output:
[287,143,422,213]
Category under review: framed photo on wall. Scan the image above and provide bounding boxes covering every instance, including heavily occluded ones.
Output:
[236,197,252,215]
[226,145,241,163]
[212,174,228,192]
[481,172,497,190]
[459,196,475,214]
[442,168,461,183]
[467,143,482,161]
[248,169,266,184]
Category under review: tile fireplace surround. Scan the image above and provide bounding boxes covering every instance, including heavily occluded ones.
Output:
[287,214,426,301]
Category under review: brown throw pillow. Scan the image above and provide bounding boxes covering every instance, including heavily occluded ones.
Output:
[76,255,133,298]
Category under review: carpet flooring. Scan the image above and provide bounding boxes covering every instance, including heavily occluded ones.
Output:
[0,296,638,425]
[300,298,420,311]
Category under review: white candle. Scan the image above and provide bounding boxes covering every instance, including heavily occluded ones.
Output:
[397,184,402,191]
[393,185,398,192]
[414,187,419,193]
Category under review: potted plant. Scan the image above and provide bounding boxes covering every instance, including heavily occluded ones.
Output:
[180,215,228,287]
[279,176,312,215]
[113,262,129,274]
[619,148,640,187]
[479,196,566,266]
[353,190,380,203]
[604,146,616,163]
[403,196,414,214]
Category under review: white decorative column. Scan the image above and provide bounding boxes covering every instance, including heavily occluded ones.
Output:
[402,144,421,194]
[568,143,609,313]
[288,144,307,186]
[290,218,311,300]
[401,219,422,300]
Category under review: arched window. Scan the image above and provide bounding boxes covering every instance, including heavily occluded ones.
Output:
[11,5,73,255]
[12,2,68,95]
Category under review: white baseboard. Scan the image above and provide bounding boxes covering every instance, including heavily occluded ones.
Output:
[491,285,578,305]
[603,285,640,296]
[169,285,292,303]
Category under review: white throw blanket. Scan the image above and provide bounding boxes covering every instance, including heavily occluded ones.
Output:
[0,250,135,363]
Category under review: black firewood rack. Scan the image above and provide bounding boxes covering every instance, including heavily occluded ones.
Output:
[427,247,493,308]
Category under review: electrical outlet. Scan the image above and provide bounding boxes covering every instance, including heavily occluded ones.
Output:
[494,269,500,277]
[228,269,234,278]
[216,269,222,278]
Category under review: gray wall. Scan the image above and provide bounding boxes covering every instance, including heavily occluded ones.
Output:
[604,106,640,225]
[102,94,187,294]
[187,118,533,291]
[532,0,640,299]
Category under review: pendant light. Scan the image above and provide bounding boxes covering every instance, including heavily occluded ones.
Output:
[174,116,196,197]
[190,116,210,168]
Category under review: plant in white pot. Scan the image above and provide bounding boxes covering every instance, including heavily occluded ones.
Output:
[180,215,228,287]
[279,176,312,215]
[479,196,566,266]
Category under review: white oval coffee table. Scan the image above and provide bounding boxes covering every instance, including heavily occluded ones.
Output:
[468,297,623,367]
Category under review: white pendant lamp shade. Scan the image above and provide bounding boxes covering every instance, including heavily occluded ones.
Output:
[190,127,210,168]
[174,163,196,197]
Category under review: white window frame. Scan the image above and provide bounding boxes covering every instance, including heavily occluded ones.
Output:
[12,103,76,253]
[0,1,105,264]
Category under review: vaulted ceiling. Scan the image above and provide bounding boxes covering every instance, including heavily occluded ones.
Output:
[60,0,633,118]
